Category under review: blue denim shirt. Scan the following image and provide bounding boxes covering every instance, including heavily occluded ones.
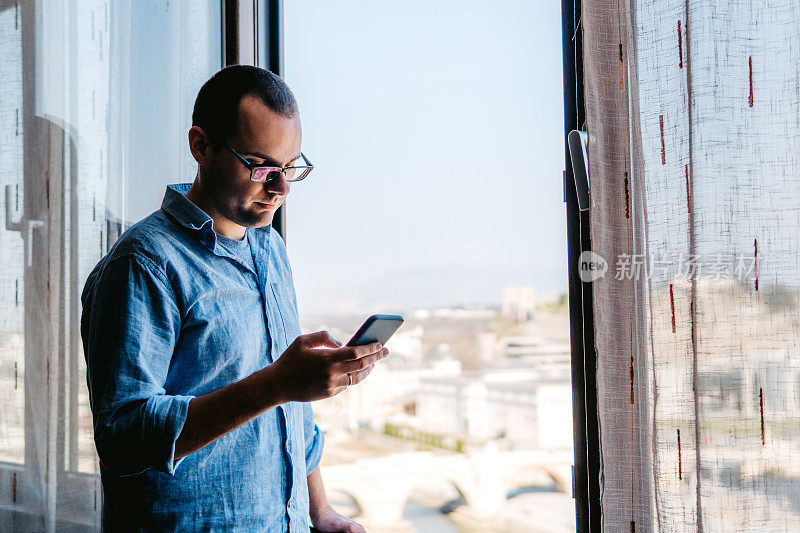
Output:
[80,183,324,532]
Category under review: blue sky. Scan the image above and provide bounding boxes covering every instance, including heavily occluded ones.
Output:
[282,0,566,316]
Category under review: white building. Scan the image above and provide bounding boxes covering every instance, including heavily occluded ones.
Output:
[415,355,573,450]
[502,286,538,323]
[313,355,462,433]
[315,328,574,453]
[385,324,424,361]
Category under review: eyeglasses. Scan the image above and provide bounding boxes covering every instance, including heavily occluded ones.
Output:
[205,130,314,183]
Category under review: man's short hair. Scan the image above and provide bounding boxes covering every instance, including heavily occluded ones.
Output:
[192,65,299,145]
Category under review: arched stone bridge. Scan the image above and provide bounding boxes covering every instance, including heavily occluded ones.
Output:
[322,448,573,532]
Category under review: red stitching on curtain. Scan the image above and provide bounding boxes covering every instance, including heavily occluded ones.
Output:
[754,238,759,291]
[624,171,631,219]
[14,361,17,389]
[749,56,754,107]
[619,43,625,89]
[760,387,765,445]
[678,21,683,68]
[670,283,676,333]
[660,115,666,164]
[677,429,683,480]
[630,357,635,404]
[630,520,636,533]
[12,472,16,502]
[685,164,692,214]
[684,4,704,527]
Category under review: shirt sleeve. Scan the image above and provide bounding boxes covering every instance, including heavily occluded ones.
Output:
[80,252,194,478]
[302,402,324,474]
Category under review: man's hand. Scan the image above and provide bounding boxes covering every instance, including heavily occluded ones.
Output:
[271,330,389,403]
[311,505,366,533]
[174,331,387,460]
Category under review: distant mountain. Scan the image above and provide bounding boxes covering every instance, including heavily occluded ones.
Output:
[295,263,567,316]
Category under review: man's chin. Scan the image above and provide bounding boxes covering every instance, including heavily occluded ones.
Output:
[234,208,274,229]
[250,213,274,229]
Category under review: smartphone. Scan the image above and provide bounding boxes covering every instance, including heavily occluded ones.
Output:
[346,314,405,347]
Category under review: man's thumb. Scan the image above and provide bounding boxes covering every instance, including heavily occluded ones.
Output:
[306,330,342,348]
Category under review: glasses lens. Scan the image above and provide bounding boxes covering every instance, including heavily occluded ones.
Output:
[251,167,282,182]
[287,166,312,182]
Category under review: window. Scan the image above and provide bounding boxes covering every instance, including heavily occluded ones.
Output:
[0,1,221,527]
[284,1,574,530]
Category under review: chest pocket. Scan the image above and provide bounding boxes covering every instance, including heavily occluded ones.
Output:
[269,282,302,350]
[176,284,268,392]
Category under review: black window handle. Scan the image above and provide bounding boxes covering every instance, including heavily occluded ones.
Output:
[568,130,591,212]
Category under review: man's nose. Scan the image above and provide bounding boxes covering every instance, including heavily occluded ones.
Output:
[264,173,290,197]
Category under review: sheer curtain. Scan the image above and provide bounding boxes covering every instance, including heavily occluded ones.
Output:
[0,1,220,529]
[583,0,800,530]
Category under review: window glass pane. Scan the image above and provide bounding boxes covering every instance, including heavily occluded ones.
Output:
[0,2,25,465]
[284,2,573,530]
[69,0,222,474]
[0,3,222,526]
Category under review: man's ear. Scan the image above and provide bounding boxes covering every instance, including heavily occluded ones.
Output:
[188,126,213,165]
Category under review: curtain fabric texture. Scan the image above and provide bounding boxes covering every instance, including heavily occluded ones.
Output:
[583,0,800,530]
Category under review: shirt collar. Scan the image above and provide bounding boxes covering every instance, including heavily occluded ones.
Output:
[161,183,216,249]
[160,182,272,253]
[161,183,213,228]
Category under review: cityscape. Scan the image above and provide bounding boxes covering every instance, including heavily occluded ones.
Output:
[304,286,575,532]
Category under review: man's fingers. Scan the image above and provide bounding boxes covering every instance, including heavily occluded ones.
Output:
[325,343,381,363]
[348,523,366,533]
[356,342,382,357]
[348,364,374,387]
[301,330,342,349]
[336,365,371,391]
[334,357,380,394]
[330,342,383,362]
[339,347,388,373]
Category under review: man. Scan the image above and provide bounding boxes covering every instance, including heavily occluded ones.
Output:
[81,65,385,532]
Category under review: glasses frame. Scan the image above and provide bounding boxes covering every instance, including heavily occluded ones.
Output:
[204,130,314,183]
